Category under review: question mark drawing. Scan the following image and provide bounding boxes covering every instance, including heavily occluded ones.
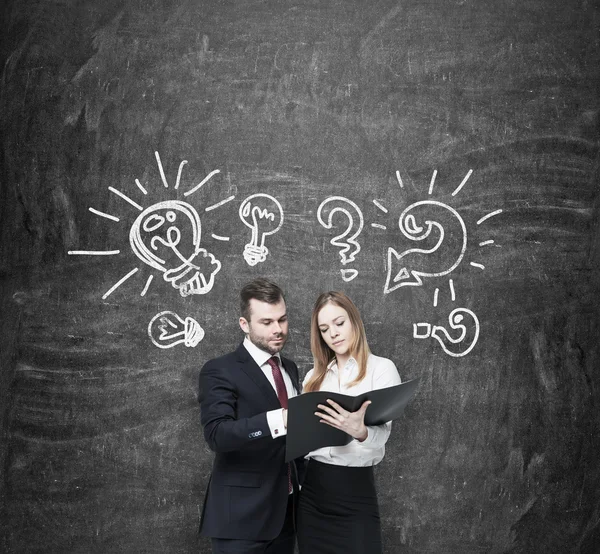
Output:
[317,196,364,282]
[413,307,480,357]
[384,200,467,294]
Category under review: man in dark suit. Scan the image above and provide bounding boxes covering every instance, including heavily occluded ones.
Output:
[198,278,305,554]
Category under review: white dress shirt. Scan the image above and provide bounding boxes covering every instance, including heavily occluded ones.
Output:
[302,353,401,467]
[243,337,297,439]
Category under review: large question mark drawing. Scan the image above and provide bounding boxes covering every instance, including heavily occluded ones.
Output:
[239,194,284,266]
[413,307,480,357]
[384,200,467,294]
[317,196,364,282]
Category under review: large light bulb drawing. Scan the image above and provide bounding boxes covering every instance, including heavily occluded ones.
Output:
[239,194,284,266]
[148,311,205,349]
[130,200,221,297]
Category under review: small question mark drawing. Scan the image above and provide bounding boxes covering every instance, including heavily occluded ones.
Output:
[384,200,467,294]
[317,196,364,282]
[413,307,480,357]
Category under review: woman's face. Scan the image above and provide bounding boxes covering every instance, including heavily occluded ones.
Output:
[317,302,355,359]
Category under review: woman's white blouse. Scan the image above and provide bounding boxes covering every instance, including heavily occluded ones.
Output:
[303,353,402,467]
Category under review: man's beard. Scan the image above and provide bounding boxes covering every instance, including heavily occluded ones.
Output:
[248,328,288,355]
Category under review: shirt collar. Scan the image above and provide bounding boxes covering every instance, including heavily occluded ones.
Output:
[327,356,357,372]
[243,337,281,368]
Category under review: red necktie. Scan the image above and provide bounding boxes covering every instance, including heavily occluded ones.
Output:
[267,356,292,493]
[267,356,288,409]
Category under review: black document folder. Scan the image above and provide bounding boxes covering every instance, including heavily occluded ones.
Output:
[285,378,420,462]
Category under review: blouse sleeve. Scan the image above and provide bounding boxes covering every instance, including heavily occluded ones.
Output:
[359,357,402,449]
[302,368,314,391]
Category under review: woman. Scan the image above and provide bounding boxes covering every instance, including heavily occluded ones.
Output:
[297,291,402,554]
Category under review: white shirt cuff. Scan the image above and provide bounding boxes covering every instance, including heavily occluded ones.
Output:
[266,408,287,438]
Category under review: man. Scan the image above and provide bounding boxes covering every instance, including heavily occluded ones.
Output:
[198,278,304,554]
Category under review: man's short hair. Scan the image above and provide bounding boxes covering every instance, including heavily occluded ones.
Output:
[240,278,285,322]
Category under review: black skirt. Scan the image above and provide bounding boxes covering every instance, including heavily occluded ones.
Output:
[297,460,382,554]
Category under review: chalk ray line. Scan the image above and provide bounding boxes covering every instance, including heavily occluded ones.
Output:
[175,160,188,190]
[396,170,404,188]
[68,250,120,255]
[135,179,148,195]
[433,288,439,307]
[140,275,154,296]
[479,240,495,246]
[373,199,388,213]
[449,279,456,301]
[205,195,235,212]
[371,223,387,230]
[477,209,503,225]
[470,262,485,270]
[155,151,169,188]
[108,187,143,211]
[184,169,221,197]
[211,234,230,241]
[452,169,473,197]
[428,170,437,195]
[102,267,139,300]
[89,208,119,222]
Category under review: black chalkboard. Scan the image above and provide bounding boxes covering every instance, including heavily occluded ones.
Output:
[1,1,599,552]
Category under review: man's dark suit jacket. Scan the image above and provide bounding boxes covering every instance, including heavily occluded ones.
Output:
[198,343,305,541]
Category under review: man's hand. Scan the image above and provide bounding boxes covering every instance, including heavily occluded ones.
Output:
[315,399,371,442]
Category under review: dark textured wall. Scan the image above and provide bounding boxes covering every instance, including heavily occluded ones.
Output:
[1,1,599,552]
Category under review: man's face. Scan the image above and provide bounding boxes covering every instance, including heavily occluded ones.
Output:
[239,298,288,354]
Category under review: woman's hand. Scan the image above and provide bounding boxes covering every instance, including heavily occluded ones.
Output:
[315,399,371,442]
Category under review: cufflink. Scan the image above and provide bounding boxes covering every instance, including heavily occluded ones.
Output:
[274,429,279,435]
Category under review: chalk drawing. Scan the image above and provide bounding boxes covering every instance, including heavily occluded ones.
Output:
[68,152,229,301]
[451,169,473,197]
[89,207,119,222]
[317,196,364,282]
[384,200,467,293]
[148,311,205,349]
[396,170,404,188]
[412,307,480,357]
[102,267,139,300]
[239,193,284,266]
[184,169,221,197]
[477,209,503,225]
[130,200,221,297]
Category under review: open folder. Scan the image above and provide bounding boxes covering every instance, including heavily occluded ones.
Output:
[285,378,420,462]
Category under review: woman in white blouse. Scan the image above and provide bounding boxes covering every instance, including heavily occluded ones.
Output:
[297,291,401,554]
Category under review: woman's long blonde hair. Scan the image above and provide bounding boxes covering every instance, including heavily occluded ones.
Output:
[303,291,371,392]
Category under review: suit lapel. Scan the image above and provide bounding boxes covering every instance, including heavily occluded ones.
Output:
[280,355,300,394]
[235,344,281,409]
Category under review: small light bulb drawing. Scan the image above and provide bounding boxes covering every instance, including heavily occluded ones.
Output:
[148,311,205,349]
[413,307,480,357]
[239,194,284,266]
[130,200,221,297]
